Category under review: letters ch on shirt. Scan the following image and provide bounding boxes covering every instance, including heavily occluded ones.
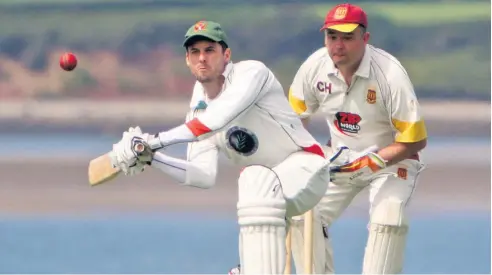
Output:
[317,81,332,94]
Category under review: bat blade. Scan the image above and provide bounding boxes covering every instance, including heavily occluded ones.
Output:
[88,152,121,186]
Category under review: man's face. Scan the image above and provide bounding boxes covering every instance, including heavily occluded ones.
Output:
[185,40,231,83]
[324,26,369,68]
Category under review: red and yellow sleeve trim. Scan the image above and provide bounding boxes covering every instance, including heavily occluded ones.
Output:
[288,89,307,115]
[392,119,428,143]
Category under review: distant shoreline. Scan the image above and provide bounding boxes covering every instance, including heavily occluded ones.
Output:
[1,99,489,137]
[1,99,489,123]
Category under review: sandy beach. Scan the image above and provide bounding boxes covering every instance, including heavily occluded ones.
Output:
[0,99,489,217]
[0,158,489,217]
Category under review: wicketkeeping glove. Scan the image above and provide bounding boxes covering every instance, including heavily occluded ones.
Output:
[329,146,386,185]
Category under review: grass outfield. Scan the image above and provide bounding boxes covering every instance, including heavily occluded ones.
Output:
[0,1,489,36]
[271,46,491,98]
[400,47,490,96]
[310,1,490,26]
[0,0,188,5]
[0,0,489,98]
[0,2,488,39]
[0,5,277,39]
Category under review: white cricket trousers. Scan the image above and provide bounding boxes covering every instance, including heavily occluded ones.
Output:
[290,157,424,274]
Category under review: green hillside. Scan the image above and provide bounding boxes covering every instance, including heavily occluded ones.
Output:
[0,0,489,100]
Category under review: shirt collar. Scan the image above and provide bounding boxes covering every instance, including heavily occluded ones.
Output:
[222,61,234,78]
[220,61,234,92]
[354,45,371,78]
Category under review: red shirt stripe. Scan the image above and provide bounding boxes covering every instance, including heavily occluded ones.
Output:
[186,118,212,137]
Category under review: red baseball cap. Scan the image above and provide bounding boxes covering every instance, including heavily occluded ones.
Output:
[320,3,368,33]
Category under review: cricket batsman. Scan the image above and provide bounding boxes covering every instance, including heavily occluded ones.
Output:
[287,3,428,274]
[108,20,331,274]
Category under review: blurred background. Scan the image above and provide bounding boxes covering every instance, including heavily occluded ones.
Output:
[0,0,490,273]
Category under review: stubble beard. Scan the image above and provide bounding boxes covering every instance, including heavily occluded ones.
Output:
[196,75,213,83]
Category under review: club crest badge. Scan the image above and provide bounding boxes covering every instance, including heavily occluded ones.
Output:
[366,88,376,104]
[194,21,207,32]
[225,126,259,156]
[334,7,348,20]
[397,168,408,180]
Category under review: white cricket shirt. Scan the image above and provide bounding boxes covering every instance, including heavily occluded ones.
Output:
[288,44,428,152]
[151,60,324,188]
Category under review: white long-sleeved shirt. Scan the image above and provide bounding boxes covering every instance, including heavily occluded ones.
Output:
[151,60,324,188]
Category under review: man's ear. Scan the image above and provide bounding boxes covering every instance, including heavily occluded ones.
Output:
[224,48,231,63]
[363,32,370,43]
[185,52,190,66]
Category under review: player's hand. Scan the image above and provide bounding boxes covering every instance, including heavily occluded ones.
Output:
[109,126,153,176]
[328,146,386,185]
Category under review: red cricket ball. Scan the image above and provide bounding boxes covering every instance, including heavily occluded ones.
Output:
[60,52,77,71]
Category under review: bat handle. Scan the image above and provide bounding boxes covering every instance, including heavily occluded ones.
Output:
[133,141,146,154]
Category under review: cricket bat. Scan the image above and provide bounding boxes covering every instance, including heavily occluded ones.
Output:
[284,209,314,274]
[303,209,314,274]
[87,141,149,186]
[284,227,292,274]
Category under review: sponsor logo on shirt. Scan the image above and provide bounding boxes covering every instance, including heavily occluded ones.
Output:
[334,111,361,136]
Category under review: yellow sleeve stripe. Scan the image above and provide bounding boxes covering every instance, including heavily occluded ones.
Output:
[288,89,307,115]
[392,119,428,143]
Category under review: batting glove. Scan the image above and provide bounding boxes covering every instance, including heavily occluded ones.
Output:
[109,126,154,176]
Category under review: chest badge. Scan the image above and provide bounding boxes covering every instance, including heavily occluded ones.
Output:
[225,126,259,156]
[366,88,376,104]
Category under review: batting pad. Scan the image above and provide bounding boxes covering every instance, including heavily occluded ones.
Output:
[363,198,409,274]
[237,165,287,274]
